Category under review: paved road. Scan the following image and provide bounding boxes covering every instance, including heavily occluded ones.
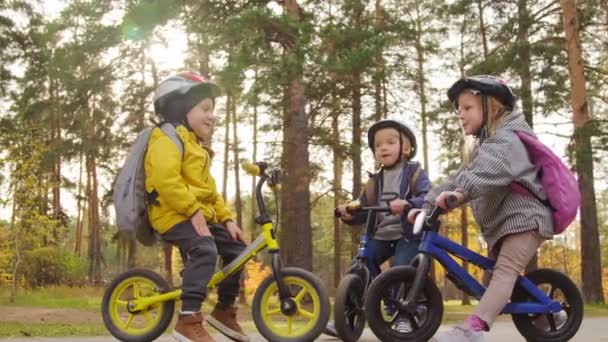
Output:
[1,318,607,342]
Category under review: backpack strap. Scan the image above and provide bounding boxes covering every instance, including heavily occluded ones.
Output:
[407,165,421,198]
[159,122,184,157]
[364,175,377,205]
[147,123,185,206]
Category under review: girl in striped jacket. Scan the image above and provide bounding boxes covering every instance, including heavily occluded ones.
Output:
[410,76,561,342]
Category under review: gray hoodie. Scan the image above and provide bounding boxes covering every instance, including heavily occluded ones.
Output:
[425,111,553,250]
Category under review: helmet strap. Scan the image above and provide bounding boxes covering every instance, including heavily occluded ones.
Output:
[476,94,489,143]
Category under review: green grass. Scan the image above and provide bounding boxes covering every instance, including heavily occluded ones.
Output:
[0,286,104,311]
[583,304,608,317]
[0,323,110,338]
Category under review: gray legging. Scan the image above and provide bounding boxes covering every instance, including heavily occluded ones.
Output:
[474,229,545,327]
[161,221,246,312]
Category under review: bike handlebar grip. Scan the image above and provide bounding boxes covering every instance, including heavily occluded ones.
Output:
[242,160,261,176]
[445,194,461,209]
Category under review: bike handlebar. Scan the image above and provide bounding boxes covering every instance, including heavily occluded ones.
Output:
[334,205,391,218]
[242,160,268,177]
[242,160,281,221]
[412,194,461,235]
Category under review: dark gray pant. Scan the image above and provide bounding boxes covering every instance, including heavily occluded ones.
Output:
[161,220,246,312]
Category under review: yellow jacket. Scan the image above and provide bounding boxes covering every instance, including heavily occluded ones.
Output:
[144,125,233,234]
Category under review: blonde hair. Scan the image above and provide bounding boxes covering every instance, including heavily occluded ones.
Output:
[462,93,509,166]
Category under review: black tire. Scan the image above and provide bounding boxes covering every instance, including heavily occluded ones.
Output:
[511,268,583,342]
[334,274,366,342]
[364,265,443,342]
[252,267,330,342]
[101,268,175,342]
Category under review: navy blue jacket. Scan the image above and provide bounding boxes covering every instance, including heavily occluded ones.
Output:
[345,161,432,242]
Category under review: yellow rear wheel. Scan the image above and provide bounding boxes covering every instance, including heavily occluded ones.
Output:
[101,268,175,342]
[252,267,330,342]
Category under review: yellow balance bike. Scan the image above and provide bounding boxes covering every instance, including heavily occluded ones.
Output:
[101,161,330,342]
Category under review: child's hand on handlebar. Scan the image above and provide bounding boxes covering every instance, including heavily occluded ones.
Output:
[435,191,465,211]
[407,208,423,224]
[336,204,354,221]
[389,199,411,216]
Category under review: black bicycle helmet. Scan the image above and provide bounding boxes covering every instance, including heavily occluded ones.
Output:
[447,75,516,110]
[367,119,417,160]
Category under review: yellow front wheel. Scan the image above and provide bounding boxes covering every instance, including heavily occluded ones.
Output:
[101,268,175,342]
[252,267,330,342]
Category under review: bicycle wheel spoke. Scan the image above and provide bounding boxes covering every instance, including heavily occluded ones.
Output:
[133,284,141,298]
[267,307,281,316]
[298,308,315,319]
[549,285,557,299]
[287,316,293,334]
[142,311,153,323]
[294,288,307,303]
[115,300,128,308]
[124,314,135,329]
[548,314,557,331]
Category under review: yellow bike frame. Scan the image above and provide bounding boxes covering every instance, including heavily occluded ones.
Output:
[128,222,279,312]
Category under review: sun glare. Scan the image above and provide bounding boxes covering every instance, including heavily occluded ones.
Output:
[147,26,189,72]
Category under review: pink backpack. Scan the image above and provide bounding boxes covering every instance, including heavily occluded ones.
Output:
[508,131,580,234]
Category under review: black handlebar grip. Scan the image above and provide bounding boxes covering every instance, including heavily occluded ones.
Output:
[445,194,461,209]
[334,208,342,218]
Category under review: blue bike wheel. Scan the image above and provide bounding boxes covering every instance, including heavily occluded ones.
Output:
[511,268,583,342]
[334,274,366,342]
[364,265,443,342]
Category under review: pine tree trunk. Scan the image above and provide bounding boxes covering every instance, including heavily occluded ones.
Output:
[251,70,259,238]
[332,91,344,288]
[164,244,173,286]
[415,33,429,172]
[517,0,533,128]
[222,94,232,199]
[50,81,61,242]
[279,0,313,271]
[9,196,19,303]
[518,0,538,274]
[561,0,604,303]
[128,239,136,269]
[414,3,433,279]
[231,99,243,229]
[231,93,247,305]
[351,72,363,258]
[87,153,102,283]
[75,150,84,256]
[477,0,489,59]
[373,0,385,122]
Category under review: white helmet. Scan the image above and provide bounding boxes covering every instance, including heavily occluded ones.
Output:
[153,71,221,116]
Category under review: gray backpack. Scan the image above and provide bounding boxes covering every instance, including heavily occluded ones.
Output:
[113,123,184,246]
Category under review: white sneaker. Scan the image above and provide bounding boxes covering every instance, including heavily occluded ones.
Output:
[430,325,486,342]
[395,317,412,333]
[533,310,568,331]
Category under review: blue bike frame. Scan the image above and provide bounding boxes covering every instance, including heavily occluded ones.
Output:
[408,229,563,315]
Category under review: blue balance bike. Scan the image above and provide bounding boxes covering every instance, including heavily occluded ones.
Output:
[364,196,583,342]
[331,193,399,342]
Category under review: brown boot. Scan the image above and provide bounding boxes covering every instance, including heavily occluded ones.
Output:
[207,302,249,342]
[172,312,215,342]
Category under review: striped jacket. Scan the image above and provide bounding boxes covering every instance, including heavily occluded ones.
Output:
[424,111,553,249]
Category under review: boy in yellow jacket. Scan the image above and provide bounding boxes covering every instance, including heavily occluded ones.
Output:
[145,71,247,342]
